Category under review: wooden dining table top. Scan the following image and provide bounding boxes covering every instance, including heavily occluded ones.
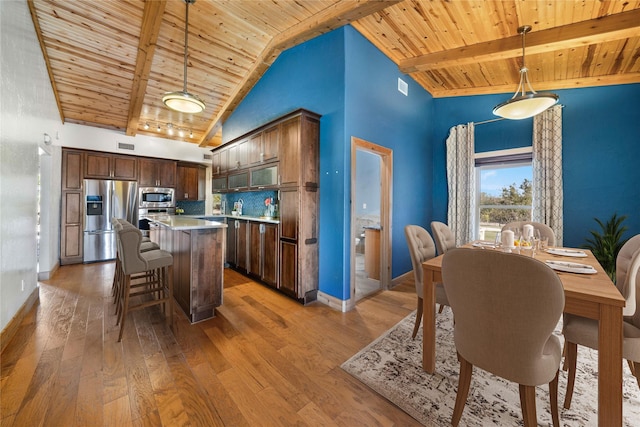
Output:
[423,242,625,307]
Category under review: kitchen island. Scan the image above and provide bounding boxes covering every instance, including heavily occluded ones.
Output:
[150,216,227,323]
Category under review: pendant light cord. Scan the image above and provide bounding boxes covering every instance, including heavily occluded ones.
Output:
[182,0,192,93]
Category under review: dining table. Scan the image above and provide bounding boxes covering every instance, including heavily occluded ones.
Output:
[421,242,626,426]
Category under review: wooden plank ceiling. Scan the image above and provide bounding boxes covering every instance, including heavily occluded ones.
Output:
[29,0,640,147]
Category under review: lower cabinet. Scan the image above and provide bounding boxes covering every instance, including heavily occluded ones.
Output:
[226,218,248,272]
[248,222,278,288]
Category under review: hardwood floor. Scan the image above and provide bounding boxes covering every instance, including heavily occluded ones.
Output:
[1,262,422,426]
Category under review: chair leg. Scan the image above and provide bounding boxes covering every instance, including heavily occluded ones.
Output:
[118,275,131,342]
[412,297,423,340]
[167,264,174,331]
[451,354,473,427]
[563,341,578,409]
[549,371,560,427]
[438,304,444,314]
[519,384,537,427]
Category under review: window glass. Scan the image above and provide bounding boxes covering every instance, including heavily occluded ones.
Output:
[476,156,532,241]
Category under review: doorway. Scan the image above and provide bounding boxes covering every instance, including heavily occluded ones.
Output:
[350,137,392,303]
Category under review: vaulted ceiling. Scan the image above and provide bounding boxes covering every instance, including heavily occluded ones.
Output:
[28,0,640,147]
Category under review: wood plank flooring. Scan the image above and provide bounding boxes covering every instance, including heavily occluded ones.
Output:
[1,262,422,426]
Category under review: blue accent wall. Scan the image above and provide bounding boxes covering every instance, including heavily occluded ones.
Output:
[224,24,639,302]
[224,26,435,300]
[432,84,640,247]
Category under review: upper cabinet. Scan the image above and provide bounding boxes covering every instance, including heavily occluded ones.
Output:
[248,124,279,166]
[279,111,320,188]
[176,163,206,201]
[210,109,317,192]
[138,158,177,187]
[227,139,248,171]
[85,152,137,181]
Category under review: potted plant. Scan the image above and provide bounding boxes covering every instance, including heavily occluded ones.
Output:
[583,213,628,282]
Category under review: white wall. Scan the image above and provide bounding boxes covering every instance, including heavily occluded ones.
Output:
[0,1,215,331]
[1,0,62,330]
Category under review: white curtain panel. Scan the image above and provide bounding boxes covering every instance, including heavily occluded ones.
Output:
[532,105,564,246]
[446,123,475,245]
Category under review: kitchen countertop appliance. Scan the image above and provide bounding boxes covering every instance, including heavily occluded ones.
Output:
[138,187,176,236]
[83,179,138,263]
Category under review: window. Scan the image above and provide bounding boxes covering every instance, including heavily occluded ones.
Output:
[475,148,533,241]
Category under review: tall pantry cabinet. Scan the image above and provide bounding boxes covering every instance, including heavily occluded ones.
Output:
[277,111,320,303]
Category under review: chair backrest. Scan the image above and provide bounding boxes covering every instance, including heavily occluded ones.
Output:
[404,225,437,298]
[442,248,564,385]
[117,227,147,275]
[502,221,556,246]
[430,221,456,255]
[617,234,640,319]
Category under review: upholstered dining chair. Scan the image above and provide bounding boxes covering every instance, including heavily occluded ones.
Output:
[442,248,564,427]
[430,221,456,255]
[404,225,449,339]
[502,221,556,247]
[563,234,640,409]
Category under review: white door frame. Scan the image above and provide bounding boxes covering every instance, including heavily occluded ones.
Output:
[350,137,393,303]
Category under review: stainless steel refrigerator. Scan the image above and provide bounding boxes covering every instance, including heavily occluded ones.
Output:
[83,179,138,263]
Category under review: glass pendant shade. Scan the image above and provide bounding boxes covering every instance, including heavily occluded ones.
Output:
[493,92,559,120]
[162,91,206,114]
[493,25,558,120]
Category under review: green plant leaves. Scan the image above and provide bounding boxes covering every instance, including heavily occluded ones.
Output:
[583,213,628,282]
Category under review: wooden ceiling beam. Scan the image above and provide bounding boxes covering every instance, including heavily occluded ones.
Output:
[400,9,640,73]
[125,0,166,136]
[430,72,640,98]
[199,0,402,147]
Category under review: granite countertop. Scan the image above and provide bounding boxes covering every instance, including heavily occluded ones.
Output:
[152,215,228,230]
[183,214,280,224]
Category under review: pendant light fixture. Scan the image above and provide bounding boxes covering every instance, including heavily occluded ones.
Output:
[493,25,558,120]
[162,0,205,114]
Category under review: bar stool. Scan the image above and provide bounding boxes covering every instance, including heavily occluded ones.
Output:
[115,226,173,342]
[111,219,159,311]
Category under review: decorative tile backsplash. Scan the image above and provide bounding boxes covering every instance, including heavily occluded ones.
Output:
[175,200,205,215]
[223,190,279,217]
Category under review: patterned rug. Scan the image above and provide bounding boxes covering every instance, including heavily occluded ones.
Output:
[341,310,640,426]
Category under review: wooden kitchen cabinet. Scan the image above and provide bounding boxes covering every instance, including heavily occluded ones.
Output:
[212,147,228,176]
[157,226,225,323]
[60,191,83,265]
[227,139,248,171]
[85,152,137,181]
[138,158,177,187]
[279,111,320,188]
[226,218,248,272]
[216,109,320,304]
[249,221,278,288]
[62,149,83,190]
[248,124,280,166]
[61,149,84,264]
[176,163,205,201]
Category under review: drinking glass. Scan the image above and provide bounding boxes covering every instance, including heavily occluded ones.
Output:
[540,236,549,251]
[521,235,535,257]
[494,231,502,249]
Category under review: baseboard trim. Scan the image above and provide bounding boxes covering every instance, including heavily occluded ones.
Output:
[0,287,40,354]
[391,271,413,287]
[316,291,355,312]
[37,261,60,281]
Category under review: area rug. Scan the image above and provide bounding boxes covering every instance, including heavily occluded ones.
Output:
[341,310,640,426]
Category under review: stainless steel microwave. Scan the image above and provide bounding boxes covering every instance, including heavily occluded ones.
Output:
[138,187,175,208]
